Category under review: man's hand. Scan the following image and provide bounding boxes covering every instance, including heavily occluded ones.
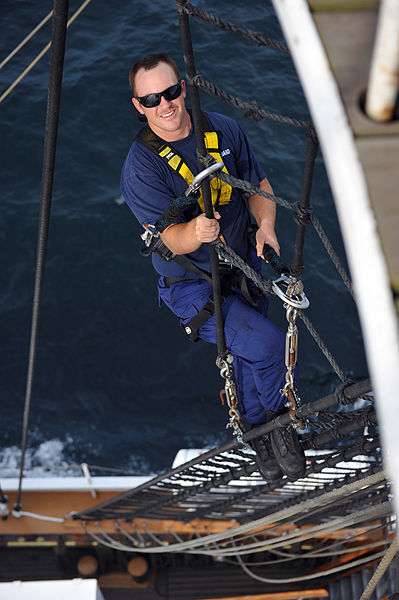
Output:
[195,212,221,243]
[256,218,280,257]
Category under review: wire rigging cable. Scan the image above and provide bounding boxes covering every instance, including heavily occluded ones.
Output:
[0,0,94,104]
[0,9,53,70]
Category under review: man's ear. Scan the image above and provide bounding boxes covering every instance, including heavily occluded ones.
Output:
[132,97,147,122]
[132,97,143,114]
[181,79,186,99]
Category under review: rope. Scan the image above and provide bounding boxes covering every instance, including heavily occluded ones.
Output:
[0,9,54,70]
[81,470,387,554]
[213,236,347,379]
[0,0,94,104]
[360,537,399,600]
[177,1,229,360]
[14,0,69,513]
[11,509,64,523]
[200,501,392,557]
[236,547,386,584]
[298,312,347,382]
[289,123,319,279]
[176,0,290,53]
[310,213,354,297]
[191,73,308,128]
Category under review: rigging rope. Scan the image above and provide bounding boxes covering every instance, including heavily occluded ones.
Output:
[14,0,69,514]
[191,73,308,128]
[236,547,386,585]
[359,537,399,600]
[0,9,53,70]
[290,124,319,279]
[177,0,290,53]
[0,0,94,104]
[81,470,388,555]
[177,1,227,361]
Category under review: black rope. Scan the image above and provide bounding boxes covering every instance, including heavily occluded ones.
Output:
[176,0,228,360]
[155,191,199,232]
[177,0,290,53]
[335,380,357,405]
[14,0,69,512]
[290,123,319,279]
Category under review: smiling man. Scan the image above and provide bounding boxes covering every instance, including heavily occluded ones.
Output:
[120,53,306,482]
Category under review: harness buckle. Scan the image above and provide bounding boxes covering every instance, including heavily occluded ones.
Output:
[141,224,176,261]
[141,223,159,247]
[185,162,224,197]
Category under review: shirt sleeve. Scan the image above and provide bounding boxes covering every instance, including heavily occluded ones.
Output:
[120,142,180,227]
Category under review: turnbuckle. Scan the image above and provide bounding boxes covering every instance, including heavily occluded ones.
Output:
[273,274,309,430]
[280,304,307,430]
[216,353,248,446]
[185,162,224,197]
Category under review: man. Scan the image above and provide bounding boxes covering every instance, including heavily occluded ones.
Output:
[121,53,305,481]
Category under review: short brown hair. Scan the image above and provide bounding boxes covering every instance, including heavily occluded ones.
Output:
[129,54,181,96]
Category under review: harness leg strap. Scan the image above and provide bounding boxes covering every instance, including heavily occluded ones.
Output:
[182,297,215,342]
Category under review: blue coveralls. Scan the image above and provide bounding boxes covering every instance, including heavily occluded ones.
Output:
[158,253,287,425]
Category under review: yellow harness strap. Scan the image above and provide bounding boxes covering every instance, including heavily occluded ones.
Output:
[157,131,232,212]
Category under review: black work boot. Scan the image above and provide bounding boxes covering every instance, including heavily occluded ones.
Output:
[250,429,282,482]
[267,409,306,481]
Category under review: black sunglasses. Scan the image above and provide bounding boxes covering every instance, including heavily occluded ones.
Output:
[136,82,182,108]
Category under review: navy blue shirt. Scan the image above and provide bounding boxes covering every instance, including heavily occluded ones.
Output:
[121,111,266,277]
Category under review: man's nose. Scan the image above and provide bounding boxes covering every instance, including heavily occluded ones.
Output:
[159,94,172,108]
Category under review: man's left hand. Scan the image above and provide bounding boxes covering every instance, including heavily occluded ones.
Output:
[256,219,280,257]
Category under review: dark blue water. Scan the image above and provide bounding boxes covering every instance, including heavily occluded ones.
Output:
[1,0,368,476]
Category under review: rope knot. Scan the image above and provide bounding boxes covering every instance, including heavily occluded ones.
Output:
[243,100,263,122]
[293,202,313,226]
[306,122,318,146]
[361,406,376,428]
[335,380,355,406]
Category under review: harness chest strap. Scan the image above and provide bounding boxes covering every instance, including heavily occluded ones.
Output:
[135,113,232,212]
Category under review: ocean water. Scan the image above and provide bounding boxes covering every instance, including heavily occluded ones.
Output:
[1,0,368,477]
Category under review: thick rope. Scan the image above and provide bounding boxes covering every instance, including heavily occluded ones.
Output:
[83,491,390,559]
[11,509,64,523]
[0,9,53,70]
[359,537,399,600]
[236,547,386,585]
[81,470,387,554]
[176,0,228,360]
[191,73,308,128]
[176,0,290,53]
[14,0,69,513]
[0,0,94,104]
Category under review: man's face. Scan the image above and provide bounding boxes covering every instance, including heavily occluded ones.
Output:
[132,62,190,141]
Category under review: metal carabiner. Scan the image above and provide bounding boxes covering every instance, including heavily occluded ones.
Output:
[185,162,224,197]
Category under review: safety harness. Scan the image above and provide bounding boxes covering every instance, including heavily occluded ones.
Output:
[137,113,258,341]
[136,111,232,212]
[141,223,258,342]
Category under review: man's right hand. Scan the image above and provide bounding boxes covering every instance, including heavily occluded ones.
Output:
[194,212,221,243]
